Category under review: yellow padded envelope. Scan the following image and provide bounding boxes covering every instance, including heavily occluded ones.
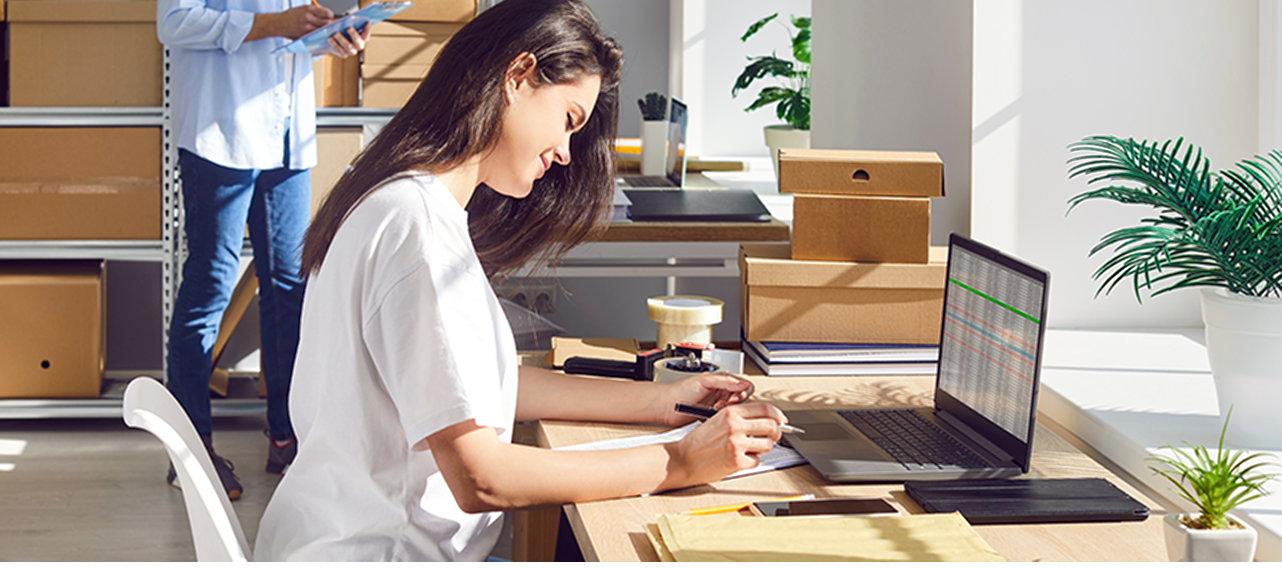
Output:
[645,512,1004,562]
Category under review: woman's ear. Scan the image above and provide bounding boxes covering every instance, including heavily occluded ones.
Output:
[503,52,538,104]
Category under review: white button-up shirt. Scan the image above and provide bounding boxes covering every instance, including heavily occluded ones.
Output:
[158,0,318,171]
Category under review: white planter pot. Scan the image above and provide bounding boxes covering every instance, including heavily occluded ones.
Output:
[1200,288,1282,450]
[1164,513,1257,562]
[640,119,668,176]
[764,125,810,181]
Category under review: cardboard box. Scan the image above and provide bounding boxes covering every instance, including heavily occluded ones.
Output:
[0,260,104,398]
[361,0,474,22]
[791,194,931,263]
[362,21,461,67]
[361,63,429,108]
[740,243,946,344]
[7,0,162,106]
[0,127,161,239]
[778,148,945,197]
[313,55,359,108]
[360,21,460,107]
[312,126,365,216]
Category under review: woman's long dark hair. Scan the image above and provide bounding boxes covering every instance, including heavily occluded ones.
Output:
[301,0,623,279]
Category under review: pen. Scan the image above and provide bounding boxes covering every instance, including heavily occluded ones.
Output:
[674,402,806,435]
[686,494,814,516]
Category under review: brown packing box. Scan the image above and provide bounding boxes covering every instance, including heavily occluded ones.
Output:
[778,148,945,197]
[361,21,461,107]
[7,0,162,107]
[312,126,365,216]
[362,21,461,67]
[360,0,474,22]
[791,194,931,263]
[312,55,360,107]
[740,243,946,344]
[0,260,104,398]
[0,127,161,239]
[361,63,429,108]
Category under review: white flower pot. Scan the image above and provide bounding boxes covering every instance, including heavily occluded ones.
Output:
[1200,288,1282,450]
[640,119,668,176]
[764,125,810,181]
[1164,513,1257,562]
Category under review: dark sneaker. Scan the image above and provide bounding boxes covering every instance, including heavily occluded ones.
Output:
[266,432,297,475]
[167,442,243,501]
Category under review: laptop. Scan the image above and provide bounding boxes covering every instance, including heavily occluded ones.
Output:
[618,98,721,190]
[623,189,771,222]
[782,233,1050,482]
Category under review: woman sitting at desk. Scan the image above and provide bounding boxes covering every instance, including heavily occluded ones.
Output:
[254,0,790,561]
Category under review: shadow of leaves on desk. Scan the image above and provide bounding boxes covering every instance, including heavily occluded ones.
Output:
[754,380,932,410]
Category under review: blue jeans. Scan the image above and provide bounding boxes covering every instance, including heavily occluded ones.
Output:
[167,148,309,441]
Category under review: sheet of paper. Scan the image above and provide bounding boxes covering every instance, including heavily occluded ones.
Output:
[557,422,807,480]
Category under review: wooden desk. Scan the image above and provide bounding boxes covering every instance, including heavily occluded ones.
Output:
[598,217,790,243]
[530,375,1168,562]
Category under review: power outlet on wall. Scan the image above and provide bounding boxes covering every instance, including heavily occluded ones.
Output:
[497,282,556,314]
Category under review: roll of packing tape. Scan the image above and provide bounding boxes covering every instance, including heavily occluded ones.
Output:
[647,295,724,348]
[653,355,723,384]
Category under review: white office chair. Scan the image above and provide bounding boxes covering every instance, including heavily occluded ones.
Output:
[122,376,250,562]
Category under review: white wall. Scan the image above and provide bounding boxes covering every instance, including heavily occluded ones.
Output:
[813,0,1270,329]
[810,0,973,243]
[584,0,669,139]
[679,0,812,158]
[972,0,1261,328]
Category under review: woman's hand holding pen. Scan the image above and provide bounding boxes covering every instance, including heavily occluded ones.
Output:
[261,4,334,40]
[664,401,787,488]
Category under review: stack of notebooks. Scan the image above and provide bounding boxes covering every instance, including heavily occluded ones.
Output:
[743,337,938,376]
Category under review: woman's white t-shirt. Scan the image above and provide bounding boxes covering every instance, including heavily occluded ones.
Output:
[255,173,519,561]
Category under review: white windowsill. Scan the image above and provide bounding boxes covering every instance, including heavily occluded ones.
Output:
[1039,328,1282,561]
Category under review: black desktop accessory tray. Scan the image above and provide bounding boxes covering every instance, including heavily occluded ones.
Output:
[903,477,1150,524]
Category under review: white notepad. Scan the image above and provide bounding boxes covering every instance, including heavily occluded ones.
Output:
[556,421,807,480]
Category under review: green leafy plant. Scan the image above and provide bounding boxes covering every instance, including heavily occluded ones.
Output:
[1148,409,1279,530]
[731,13,810,131]
[1066,135,1282,301]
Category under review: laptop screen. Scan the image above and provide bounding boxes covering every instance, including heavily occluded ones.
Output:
[934,234,1049,467]
[663,99,688,186]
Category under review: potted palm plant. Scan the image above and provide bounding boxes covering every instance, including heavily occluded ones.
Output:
[731,13,810,179]
[1149,409,1278,561]
[1066,135,1282,449]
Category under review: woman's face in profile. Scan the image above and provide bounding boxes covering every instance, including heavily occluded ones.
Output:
[486,70,601,199]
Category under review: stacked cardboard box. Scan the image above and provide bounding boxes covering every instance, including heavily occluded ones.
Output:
[779,149,944,263]
[7,0,162,106]
[0,127,161,240]
[739,149,948,344]
[0,260,104,398]
[313,55,360,108]
[359,0,474,108]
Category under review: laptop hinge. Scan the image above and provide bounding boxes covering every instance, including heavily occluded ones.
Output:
[936,410,1015,464]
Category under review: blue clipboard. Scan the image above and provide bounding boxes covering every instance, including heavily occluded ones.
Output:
[271,1,412,55]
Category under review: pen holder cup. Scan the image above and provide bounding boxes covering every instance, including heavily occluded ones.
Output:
[640,119,668,176]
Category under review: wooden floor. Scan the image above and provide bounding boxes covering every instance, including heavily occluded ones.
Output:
[0,415,512,561]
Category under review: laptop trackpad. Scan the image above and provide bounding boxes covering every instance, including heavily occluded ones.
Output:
[794,422,852,441]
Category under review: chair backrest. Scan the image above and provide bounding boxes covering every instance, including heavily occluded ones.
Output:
[122,376,250,562]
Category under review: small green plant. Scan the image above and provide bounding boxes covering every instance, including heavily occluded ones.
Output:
[638,91,667,122]
[731,13,810,131]
[1148,409,1279,530]
[1066,135,1282,302]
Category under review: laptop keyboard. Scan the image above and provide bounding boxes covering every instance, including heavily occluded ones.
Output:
[837,409,990,470]
[622,175,675,187]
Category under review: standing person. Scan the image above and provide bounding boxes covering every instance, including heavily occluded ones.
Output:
[254,0,792,561]
[157,0,370,500]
